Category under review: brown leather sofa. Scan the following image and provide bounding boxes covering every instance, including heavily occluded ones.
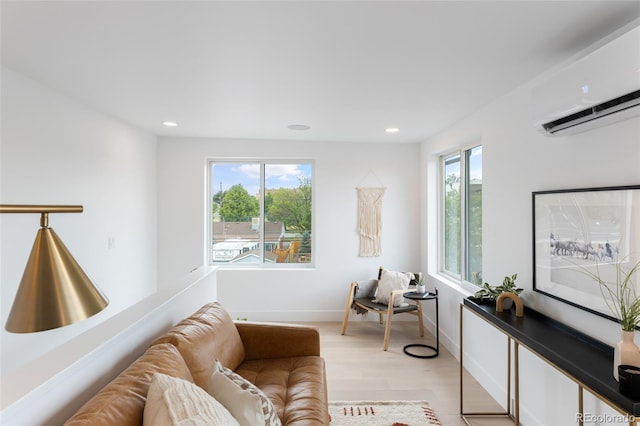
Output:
[65,302,329,425]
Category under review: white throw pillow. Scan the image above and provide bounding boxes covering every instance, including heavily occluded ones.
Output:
[374,269,411,306]
[208,360,282,426]
[208,367,264,425]
[144,372,239,426]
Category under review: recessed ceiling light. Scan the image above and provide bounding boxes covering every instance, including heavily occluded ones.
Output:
[162,121,178,127]
[385,127,400,133]
[288,124,310,131]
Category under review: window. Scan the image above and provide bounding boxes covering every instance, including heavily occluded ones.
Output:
[441,145,482,285]
[209,160,313,266]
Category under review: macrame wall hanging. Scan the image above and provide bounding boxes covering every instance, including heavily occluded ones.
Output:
[356,170,386,257]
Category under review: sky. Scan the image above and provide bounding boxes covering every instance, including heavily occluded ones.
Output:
[211,162,313,196]
[445,146,483,183]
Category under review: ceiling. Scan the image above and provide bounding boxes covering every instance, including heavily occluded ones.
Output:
[2,1,639,143]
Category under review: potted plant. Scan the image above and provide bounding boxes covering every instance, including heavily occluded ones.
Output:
[572,258,640,380]
[472,274,523,309]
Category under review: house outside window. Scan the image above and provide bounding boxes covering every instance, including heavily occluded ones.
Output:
[441,145,482,285]
[209,160,313,266]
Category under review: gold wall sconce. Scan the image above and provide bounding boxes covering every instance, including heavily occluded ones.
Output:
[0,205,109,333]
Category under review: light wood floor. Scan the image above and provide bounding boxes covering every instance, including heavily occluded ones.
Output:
[301,319,514,425]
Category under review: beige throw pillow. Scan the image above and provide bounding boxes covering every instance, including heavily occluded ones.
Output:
[144,372,239,426]
[374,269,411,306]
[208,360,282,426]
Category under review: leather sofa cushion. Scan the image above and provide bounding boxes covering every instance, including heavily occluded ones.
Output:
[150,302,245,388]
[235,356,329,426]
[64,343,193,426]
[235,321,321,360]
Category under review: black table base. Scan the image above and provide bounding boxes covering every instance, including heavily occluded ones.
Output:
[402,290,439,359]
[403,343,438,358]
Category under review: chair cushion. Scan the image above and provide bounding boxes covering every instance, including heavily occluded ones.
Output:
[354,297,418,313]
[235,356,329,426]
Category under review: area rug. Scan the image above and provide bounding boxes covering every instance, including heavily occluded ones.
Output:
[329,400,442,425]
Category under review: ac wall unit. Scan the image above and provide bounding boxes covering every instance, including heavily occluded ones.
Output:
[532,25,640,136]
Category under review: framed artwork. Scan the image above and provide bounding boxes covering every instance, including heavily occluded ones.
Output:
[532,185,640,324]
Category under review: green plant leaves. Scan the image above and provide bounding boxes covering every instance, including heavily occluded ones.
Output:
[474,274,523,300]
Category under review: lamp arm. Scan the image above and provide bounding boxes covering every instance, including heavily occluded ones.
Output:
[0,205,83,214]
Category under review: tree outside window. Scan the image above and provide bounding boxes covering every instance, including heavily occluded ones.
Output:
[442,146,482,285]
[444,155,461,275]
[210,161,313,265]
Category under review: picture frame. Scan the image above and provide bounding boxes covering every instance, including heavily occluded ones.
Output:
[532,185,640,324]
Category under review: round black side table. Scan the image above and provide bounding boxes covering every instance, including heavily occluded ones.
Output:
[402,289,439,358]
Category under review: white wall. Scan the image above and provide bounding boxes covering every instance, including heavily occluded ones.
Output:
[1,68,158,373]
[421,27,640,424]
[157,137,422,320]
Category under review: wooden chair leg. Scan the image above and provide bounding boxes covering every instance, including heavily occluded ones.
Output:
[417,301,425,337]
[341,282,357,335]
[378,313,383,324]
[383,289,408,351]
[383,301,394,351]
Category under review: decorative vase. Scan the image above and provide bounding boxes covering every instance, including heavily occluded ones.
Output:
[501,297,513,310]
[613,330,640,381]
[415,284,426,294]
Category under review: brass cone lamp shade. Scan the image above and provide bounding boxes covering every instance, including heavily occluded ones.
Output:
[2,206,109,333]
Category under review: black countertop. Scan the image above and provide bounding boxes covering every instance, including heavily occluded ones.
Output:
[463,298,640,416]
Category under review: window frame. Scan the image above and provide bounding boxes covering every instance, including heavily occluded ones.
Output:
[439,144,482,286]
[441,152,462,280]
[207,158,315,268]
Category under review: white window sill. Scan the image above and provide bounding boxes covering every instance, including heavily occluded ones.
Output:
[428,272,478,298]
